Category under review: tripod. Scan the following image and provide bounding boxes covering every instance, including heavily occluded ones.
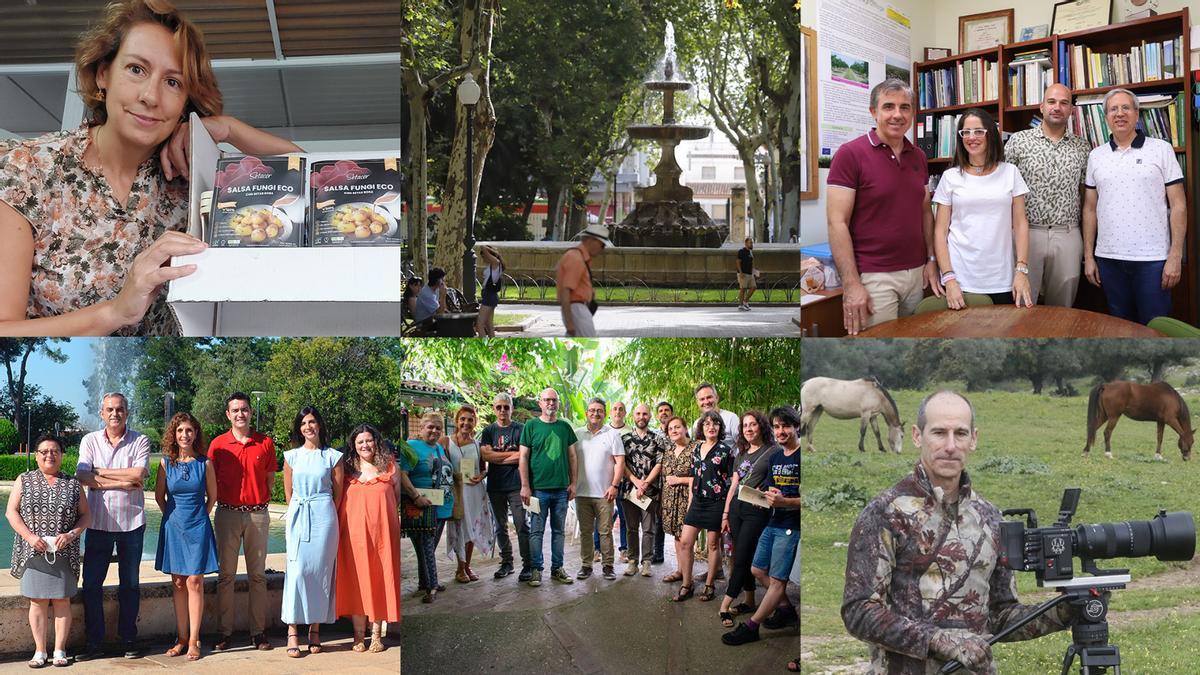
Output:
[940,575,1128,675]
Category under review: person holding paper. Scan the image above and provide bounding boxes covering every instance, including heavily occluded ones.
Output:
[659,416,695,585]
[573,397,625,581]
[519,388,579,587]
[401,413,455,604]
[620,404,666,578]
[337,424,402,653]
[479,392,531,582]
[0,0,304,336]
[441,405,494,584]
[281,406,343,657]
[650,400,674,564]
[718,411,776,628]
[601,400,631,563]
[723,406,801,646]
[672,411,735,603]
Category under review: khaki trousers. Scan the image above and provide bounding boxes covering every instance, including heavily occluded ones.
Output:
[215,507,270,636]
[576,496,614,568]
[860,266,924,326]
[1027,225,1083,307]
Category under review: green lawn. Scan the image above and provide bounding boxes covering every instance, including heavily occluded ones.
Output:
[497,286,796,304]
[801,388,1200,673]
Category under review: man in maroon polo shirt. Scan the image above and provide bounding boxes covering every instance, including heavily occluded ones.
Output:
[208,392,277,652]
[827,78,943,334]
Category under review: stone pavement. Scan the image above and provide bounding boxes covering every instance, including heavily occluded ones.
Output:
[499,303,803,337]
[401,519,799,674]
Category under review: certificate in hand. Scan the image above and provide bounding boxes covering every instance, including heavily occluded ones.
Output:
[527,496,541,514]
[415,488,444,506]
[738,484,771,509]
[459,457,477,477]
[625,490,652,511]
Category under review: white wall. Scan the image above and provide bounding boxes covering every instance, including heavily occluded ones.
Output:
[799,0,936,247]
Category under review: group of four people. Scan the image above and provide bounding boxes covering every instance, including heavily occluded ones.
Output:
[5,391,401,667]
[828,78,1186,334]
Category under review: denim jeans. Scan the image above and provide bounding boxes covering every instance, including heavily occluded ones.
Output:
[593,497,628,552]
[82,526,145,646]
[529,488,569,571]
[489,490,530,568]
[1095,256,1172,325]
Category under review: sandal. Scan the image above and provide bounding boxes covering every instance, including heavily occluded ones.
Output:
[699,584,716,601]
[51,651,68,667]
[720,611,735,627]
[465,566,480,582]
[286,628,301,658]
[166,639,188,657]
[669,584,694,602]
[787,657,801,672]
[28,652,47,669]
[455,568,471,583]
[187,641,201,661]
[662,571,683,583]
[308,626,322,654]
[733,602,756,615]
[351,637,368,653]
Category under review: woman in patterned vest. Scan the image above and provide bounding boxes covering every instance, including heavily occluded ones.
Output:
[5,435,91,668]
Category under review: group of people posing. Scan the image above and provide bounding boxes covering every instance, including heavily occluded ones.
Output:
[399,382,800,659]
[5,391,401,667]
[828,78,1186,334]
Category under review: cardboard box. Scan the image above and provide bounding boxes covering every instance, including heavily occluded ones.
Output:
[167,114,402,336]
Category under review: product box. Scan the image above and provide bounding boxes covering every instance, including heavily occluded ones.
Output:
[209,156,306,247]
[310,158,402,246]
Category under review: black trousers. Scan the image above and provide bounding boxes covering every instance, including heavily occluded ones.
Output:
[724,497,771,600]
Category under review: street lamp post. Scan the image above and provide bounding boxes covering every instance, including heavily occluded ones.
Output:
[251,391,266,430]
[457,73,481,303]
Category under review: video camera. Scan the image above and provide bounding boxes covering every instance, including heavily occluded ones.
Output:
[999,488,1195,583]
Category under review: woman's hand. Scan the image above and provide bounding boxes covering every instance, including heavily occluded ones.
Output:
[720,514,730,534]
[160,116,232,181]
[26,533,47,553]
[54,531,76,551]
[468,474,484,486]
[1013,271,1033,308]
[106,231,207,329]
[413,495,432,508]
[945,279,966,310]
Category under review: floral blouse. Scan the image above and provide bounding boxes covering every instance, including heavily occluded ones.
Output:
[690,440,735,502]
[0,124,189,335]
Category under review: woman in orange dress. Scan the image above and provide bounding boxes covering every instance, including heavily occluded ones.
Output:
[336,424,402,653]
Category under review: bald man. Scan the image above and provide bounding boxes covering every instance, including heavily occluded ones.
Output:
[1004,83,1091,307]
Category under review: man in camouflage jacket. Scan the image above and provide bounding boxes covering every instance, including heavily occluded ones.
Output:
[841,390,1068,674]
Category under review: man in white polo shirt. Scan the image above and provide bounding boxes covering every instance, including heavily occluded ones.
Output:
[1082,87,1187,324]
[692,383,740,447]
[75,392,150,661]
[573,397,625,581]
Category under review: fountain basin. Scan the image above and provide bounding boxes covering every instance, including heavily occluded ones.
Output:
[644,80,692,91]
[612,201,727,248]
[627,124,711,141]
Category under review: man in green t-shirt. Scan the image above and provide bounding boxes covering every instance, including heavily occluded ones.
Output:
[519,387,578,587]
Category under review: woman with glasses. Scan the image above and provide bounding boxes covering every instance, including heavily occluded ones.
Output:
[441,405,494,583]
[933,107,1033,309]
[400,413,455,604]
[671,411,735,603]
[6,436,90,668]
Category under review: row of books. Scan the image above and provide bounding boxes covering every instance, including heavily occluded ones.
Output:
[1008,49,1053,106]
[1068,92,1185,148]
[917,57,999,109]
[1058,37,1184,90]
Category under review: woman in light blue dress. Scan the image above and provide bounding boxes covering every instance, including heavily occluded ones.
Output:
[282,406,344,657]
[154,412,218,661]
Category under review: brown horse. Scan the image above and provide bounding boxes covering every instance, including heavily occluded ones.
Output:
[1083,381,1194,461]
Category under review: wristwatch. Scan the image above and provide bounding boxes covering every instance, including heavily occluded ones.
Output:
[1015,263,1030,274]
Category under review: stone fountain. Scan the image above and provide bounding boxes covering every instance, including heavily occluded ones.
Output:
[610,23,728,248]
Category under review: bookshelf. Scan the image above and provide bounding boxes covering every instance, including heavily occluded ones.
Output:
[911,9,1197,324]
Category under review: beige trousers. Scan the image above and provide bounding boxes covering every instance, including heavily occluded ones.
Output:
[1028,225,1083,307]
[214,507,270,637]
[576,496,614,568]
[860,266,925,326]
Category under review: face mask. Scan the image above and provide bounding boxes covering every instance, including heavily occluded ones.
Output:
[41,535,59,565]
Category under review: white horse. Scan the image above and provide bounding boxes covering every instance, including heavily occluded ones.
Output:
[800,377,904,454]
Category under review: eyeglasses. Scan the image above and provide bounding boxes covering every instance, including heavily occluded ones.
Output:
[1106,104,1135,114]
[958,128,988,138]
[37,450,61,457]
[494,404,511,410]
[541,397,559,403]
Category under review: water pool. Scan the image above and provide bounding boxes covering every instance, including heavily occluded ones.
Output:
[0,489,286,561]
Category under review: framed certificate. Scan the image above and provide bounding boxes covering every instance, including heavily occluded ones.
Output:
[959,9,1013,53]
[924,47,952,61]
[1052,0,1113,35]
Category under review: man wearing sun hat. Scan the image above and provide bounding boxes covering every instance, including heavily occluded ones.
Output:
[556,224,610,337]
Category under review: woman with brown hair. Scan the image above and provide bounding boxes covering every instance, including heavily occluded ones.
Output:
[0,0,302,336]
[337,424,402,653]
[154,411,217,661]
[440,405,494,583]
[476,245,505,337]
[659,416,693,585]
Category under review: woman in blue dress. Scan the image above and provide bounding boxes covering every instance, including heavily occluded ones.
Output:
[282,406,344,657]
[154,412,218,661]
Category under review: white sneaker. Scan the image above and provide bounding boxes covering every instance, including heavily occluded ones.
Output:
[640,562,652,577]
[624,562,637,576]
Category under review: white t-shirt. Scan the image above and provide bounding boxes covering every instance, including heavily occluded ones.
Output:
[932,162,1029,294]
[1085,133,1183,261]
[574,425,625,498]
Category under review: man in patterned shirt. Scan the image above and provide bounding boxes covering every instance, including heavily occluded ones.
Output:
[842,391,1068,674]
[621,403,667,577]
[1004,83,1091,307]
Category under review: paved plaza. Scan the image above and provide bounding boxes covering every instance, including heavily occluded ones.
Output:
[501,303,803,337]
[400,518,799,674]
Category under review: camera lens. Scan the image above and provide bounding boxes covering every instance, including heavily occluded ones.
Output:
[1075,512,1196,562]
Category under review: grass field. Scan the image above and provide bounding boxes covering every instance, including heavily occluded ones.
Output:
[800,387,1200,673]
[497,286,796,304]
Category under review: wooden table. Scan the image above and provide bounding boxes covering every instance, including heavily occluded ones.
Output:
[857,305,1163,338]
[799,290,847,337]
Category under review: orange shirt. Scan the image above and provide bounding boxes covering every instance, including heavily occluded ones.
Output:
[556,245,593,303]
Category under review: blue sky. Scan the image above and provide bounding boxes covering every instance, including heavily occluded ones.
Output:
[24,338,98,429]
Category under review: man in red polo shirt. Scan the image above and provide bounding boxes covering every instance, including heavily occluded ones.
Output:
[208,392,277,652]
[827,78,943,334]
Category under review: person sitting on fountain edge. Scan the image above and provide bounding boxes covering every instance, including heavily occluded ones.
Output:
[842,390,1070,674]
